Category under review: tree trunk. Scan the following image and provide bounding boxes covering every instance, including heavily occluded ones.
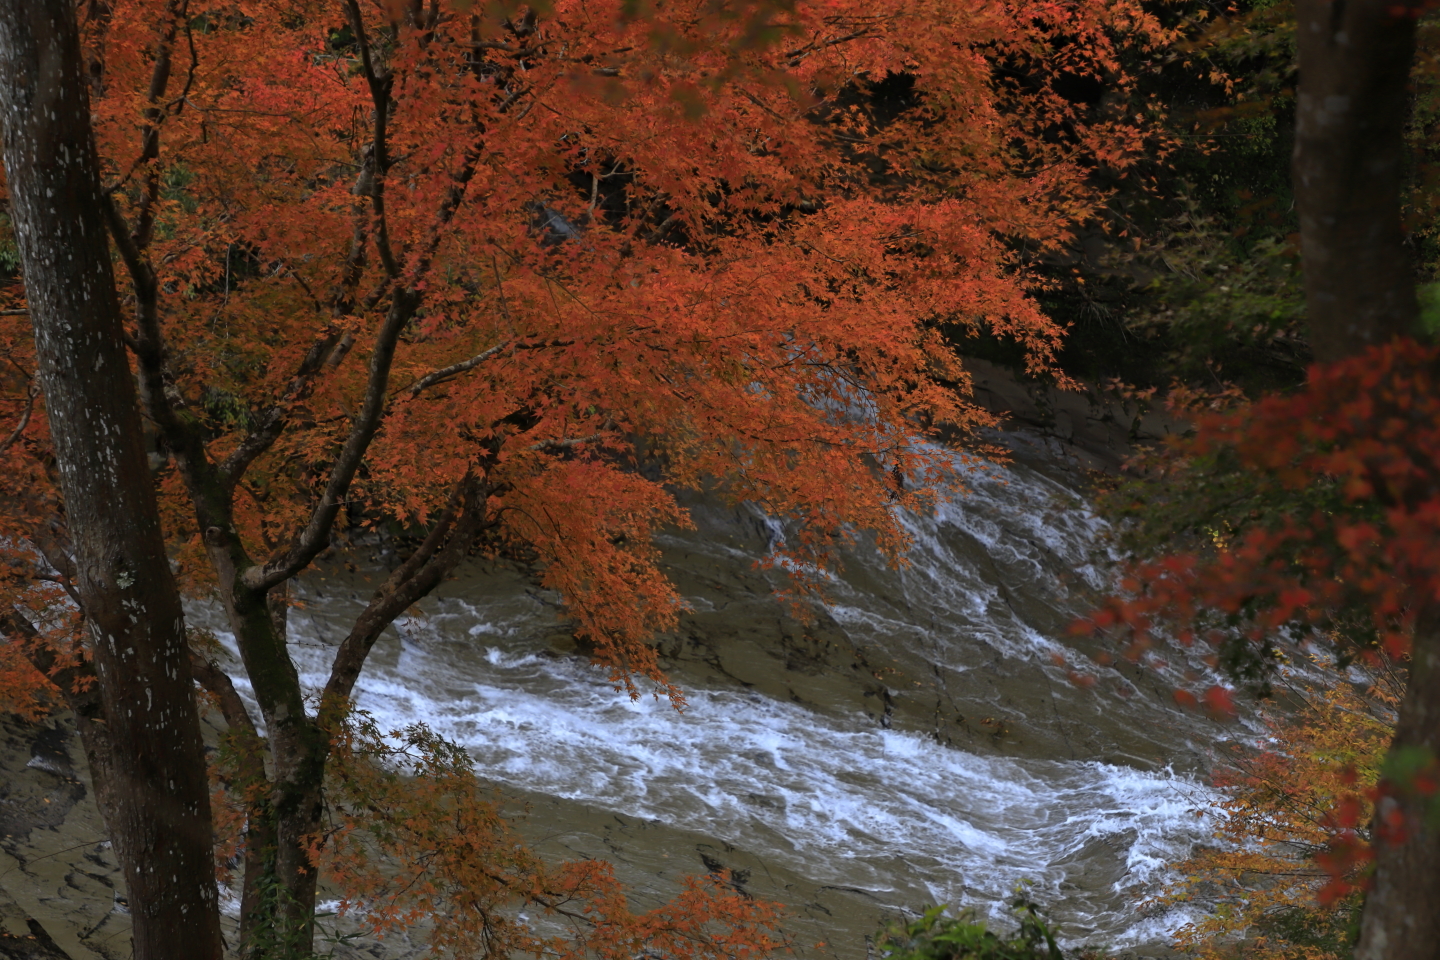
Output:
[1292,3,1440,957]
[1355,606,1440,960]
[1293,0,1420,362]
[204,547,327,957]
[0,4,223,960]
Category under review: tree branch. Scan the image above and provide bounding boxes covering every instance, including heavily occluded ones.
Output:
[322,474,491,704]
[344,0,401,280]
[406,341,510,397]
[217,326,347,487]
[244,111,490,592]
[0,379,38,458]
[782,29,871,67]
[130,0,189,251]
[243,287,421,592]
[188,650,262,744]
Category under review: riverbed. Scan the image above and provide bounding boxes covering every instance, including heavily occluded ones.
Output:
[2,431,1233,960]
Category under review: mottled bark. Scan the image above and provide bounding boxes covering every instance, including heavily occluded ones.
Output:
[1293,0,1420,362]
[0,4,223,960]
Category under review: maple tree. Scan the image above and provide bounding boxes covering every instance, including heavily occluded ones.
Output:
[1155,661,1401,960]
[1086,341,1440,959]
[0,0,1168,957]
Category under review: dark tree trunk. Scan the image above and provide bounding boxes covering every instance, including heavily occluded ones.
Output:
[0,4,223,960]
[1293,0,1420,362]
[1292,4,1440,958]
[201,546,327,957]
[1356,607,1440,960]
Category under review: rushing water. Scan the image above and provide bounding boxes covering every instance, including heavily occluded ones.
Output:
[197,441,1234,957]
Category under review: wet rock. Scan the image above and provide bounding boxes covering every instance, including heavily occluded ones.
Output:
[963,357,1188,482]
[0,715,125,960]
[0,915,72,960]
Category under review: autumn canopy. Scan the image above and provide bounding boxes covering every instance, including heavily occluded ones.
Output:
[0,1,1166,957]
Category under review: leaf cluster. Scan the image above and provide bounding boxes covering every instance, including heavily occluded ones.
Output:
[1152,665,1399,960]
[874,895,1064,960]
[1086,341,1440,689]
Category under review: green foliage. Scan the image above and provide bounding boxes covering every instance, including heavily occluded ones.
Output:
[1417,282,1440,339]
[875,892,1065,960]
[1115,198,1306,378]
[1022,1,1307,391]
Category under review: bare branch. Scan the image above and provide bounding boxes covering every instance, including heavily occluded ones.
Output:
[0,379,38,458]
[189,650,262,743]
[406,341,510,398]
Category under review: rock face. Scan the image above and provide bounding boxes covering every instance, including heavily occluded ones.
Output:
[0,714,127,960]
[961,358,1188,482]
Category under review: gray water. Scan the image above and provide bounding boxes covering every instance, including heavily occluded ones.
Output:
[199,442,1235,958]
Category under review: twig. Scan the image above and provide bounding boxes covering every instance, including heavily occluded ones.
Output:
[0,380,37,457]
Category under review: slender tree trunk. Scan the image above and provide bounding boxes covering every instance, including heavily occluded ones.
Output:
[1293,0,1420,362]
[206,551,327,957]
[0,4,223,959]
[265,717,326,956]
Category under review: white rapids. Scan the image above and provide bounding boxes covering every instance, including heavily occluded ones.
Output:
[196,445,1230,953]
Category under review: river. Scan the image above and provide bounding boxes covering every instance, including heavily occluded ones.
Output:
[188,437,1235,959]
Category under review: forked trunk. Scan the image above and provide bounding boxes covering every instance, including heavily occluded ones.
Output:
[211,576,329,959]
[266,727,327,955]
